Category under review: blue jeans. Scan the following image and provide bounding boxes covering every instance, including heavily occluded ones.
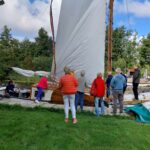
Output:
[75,91,84,111]
[106,87,110,98]
[36,87,43,101]
[94,97,105,116]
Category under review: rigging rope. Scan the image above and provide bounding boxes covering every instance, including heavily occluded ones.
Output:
[50,0,56,76]
[125,0,132,29]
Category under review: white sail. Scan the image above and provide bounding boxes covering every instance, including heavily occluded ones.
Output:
[55,0,106,84]
[12,67,50,77]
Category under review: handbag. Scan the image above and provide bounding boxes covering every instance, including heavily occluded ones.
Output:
[90,79,97,96]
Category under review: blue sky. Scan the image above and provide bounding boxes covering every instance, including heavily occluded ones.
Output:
[113,0,150,37]
[0,0,149,41]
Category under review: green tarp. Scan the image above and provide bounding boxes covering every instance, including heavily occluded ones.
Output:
[125,103,150,123]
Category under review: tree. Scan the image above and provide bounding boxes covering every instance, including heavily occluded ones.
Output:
[32,56,53,71]
[139,34,150,66]
[0,25,12,49]
[0,26,54,79]
[35,27,53,57]
[0,26,17,79]
[105,26,139,72]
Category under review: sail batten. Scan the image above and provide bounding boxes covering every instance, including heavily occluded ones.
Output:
[55,0,106,84]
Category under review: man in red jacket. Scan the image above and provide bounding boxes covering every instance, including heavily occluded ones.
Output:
[59,66,78,124]
[35,75,48,103]
[91,73,105,116]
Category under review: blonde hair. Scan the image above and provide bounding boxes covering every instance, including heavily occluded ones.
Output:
[108,71,112,75]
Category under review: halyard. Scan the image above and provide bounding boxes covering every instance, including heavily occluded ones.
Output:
[0,104,150,150]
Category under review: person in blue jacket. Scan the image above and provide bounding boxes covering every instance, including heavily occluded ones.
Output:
[110,68,126,114]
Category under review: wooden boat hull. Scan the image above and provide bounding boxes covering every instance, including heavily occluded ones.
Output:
[51,89,94,106]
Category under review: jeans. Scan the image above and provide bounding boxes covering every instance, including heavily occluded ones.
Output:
[94,97,105,116]
[133,83,139,100]
[36,87,43,101]
[106,87,110,98]
[75,91,84,111]
[123,85,127,94]
[63,94,76,119]
[112,90,123,114]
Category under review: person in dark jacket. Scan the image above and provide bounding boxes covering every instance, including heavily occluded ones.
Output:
[5,80,15,97]
[106,71,113,98]
[91,73,105,116]
[121,72,127,94]
[132,66,141,100]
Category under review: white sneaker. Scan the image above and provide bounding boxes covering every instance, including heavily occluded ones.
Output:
[35,100,39,104]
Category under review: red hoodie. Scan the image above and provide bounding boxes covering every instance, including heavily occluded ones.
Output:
[37,77,48,89]
[92,76,105,97]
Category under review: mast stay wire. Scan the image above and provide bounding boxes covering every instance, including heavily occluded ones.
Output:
[125,0,132,30]
[106,0,110,26]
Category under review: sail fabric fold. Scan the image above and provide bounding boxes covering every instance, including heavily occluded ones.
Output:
[55,0,106,84]
[12,67,50,77]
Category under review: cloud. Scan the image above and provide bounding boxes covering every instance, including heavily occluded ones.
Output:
[129,32,147,45]
[116,17,135,28]
[115,0,150,18]
[0,0,61,40]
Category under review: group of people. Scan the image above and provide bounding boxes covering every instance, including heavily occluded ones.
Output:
[35,65,141,124]
[58,66,124,124]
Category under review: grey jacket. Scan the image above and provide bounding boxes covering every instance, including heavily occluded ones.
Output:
[133,69,141,83]
[77,76,86,93]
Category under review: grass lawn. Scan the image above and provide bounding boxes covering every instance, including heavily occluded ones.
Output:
[0,104,150,150]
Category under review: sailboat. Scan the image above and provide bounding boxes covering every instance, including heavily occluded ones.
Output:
[48,0,107,106]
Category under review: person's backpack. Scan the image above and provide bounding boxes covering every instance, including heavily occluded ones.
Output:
[90,79,97,96]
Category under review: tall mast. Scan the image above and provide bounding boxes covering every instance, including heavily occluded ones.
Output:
[107,0,114,72]
[50,0,56,75]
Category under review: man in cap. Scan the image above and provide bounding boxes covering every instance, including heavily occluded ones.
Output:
[132,66,141,100]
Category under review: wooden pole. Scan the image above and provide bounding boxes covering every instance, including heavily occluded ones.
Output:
[50,0,56,75]
[107,0,114,72]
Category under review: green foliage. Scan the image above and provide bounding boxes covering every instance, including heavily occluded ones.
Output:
[0,26,20,79]
[0,25,53,80]
[0,104,150,150]
[105,26,139,72]
[7,72,40,86]
[0,25,149,81]
[139,33,150,66]
[32,56,53,71]
[113,58,126,72]
[35,27,53,57]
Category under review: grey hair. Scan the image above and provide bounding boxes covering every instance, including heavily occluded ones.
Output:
[64,66,70,74]
[80,70,85,76]
[115,68,121,73]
